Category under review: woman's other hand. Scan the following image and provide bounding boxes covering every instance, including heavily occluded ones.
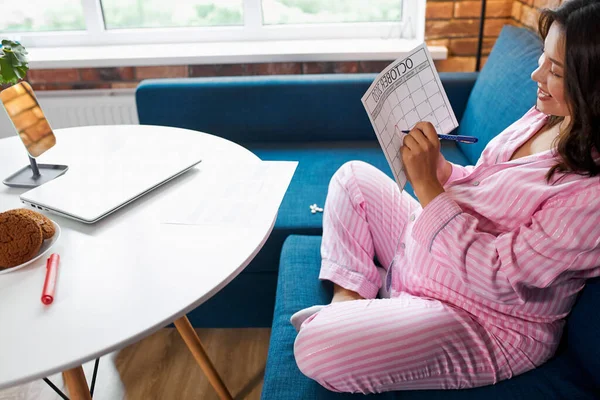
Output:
[401,122,445,207]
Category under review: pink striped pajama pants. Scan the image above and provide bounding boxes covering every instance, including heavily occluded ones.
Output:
[293,161,511,394]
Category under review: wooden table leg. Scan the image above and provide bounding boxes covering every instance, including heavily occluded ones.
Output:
[174,315,233,400]
[63,366,92,400]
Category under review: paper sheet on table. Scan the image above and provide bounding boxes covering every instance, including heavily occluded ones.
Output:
[361,43,459,191]
[161,161,297,226]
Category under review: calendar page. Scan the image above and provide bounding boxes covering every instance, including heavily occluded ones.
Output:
[361,43,459,190]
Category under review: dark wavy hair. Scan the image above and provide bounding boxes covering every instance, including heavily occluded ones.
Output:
[539,0,600,181]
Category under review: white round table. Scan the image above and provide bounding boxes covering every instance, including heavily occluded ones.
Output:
[0,125,275,400]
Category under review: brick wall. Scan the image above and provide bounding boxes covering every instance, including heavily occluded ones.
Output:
[512,0,562,30]
[426,0,513,72]
[26,0,556,91]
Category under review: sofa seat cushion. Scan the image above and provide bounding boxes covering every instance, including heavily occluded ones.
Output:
[244,141,469,274]
[261,235,598,400]
[253,140,470,232]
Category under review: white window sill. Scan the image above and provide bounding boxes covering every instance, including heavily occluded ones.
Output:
[27,39,447,69]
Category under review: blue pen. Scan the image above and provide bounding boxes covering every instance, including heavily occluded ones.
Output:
[401,130,478,144]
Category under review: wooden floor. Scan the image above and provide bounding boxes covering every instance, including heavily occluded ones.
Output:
[0,328,271,400]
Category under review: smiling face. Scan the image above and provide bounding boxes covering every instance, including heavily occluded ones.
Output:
[531,22,571,118]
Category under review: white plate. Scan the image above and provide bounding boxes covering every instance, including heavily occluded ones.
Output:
[0,220,61,275]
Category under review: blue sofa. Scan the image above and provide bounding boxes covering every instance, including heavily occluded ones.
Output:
[136,65,477,327]
[136,25,600,398]
[137,69,476,327]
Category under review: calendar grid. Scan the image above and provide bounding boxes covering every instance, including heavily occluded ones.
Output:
[361,44,459,190]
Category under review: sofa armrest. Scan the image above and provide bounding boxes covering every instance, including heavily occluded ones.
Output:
[439,72,478,125]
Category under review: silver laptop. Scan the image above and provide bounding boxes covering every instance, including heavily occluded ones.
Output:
[20,153,202,224]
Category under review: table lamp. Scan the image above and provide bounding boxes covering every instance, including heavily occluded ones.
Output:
[1,81,68,188]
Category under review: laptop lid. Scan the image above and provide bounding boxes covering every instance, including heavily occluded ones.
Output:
[20,149,202,224]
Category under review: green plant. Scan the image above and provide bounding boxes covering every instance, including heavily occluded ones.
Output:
[0,40,29,85]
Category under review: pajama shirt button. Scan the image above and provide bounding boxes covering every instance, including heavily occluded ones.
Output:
[400,243,406,249]
[410,214,415,222]
[473,181,480,186]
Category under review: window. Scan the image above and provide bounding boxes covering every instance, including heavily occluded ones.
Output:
[262,0,403,25]
[101,0,244,29]
[0,0,85,32]
[1,0,423,48]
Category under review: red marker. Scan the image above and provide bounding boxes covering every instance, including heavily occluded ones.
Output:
[41,253,60,305]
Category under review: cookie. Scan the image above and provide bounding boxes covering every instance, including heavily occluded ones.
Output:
[8,208,55,240]
[0,211,44,269]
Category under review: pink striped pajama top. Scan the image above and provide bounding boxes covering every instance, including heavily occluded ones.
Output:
[294,107,600,393]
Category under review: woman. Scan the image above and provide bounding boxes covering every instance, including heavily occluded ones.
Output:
[292,0,600,393]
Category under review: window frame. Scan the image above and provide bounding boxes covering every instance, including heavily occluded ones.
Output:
[4,0,425,48]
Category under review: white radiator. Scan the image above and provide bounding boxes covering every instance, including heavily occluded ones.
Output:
[0,89,138,139]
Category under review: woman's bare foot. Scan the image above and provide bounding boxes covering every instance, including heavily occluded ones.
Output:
[332,284,365,303]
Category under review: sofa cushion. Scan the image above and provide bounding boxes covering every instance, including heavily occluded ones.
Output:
[136,74,378,143]
[456,25,542,165]
[247,141,469,273]
[136,73,477,145]
[262,235,598,399]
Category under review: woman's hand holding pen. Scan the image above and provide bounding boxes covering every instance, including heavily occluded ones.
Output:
[401,122,446,208]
